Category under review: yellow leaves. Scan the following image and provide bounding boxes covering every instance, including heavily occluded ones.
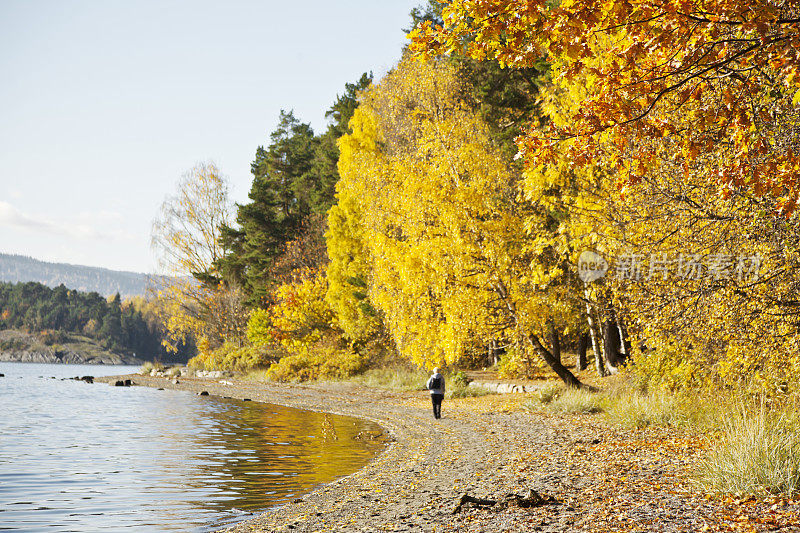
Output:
[333,56,574,370]
[792,88,800,108]
[785,68,800,89]
[269,275,336,351]
[326,190,380,344]
[265,344,365,382]
[152,162,232,279]
[563,41,586,61]
[411,0,800,210]
[246,308,271,347]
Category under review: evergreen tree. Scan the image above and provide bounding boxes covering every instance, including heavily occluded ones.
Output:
[219,111,319,306]
[218,74,373,308]
[99,293,122,349]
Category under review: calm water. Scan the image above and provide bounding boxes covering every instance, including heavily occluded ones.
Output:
[0,363,386,532]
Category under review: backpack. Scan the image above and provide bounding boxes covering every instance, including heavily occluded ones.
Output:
[429,376,442,390]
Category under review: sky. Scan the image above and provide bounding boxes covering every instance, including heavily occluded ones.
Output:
[0,0,422,273]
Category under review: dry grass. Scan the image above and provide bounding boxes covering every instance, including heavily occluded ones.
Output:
[696,403,800,497]
[345,367,430,391]
[604,390,711,428]
[524,382,603,414]
[522,374,715,425]
[449,384,491,398]
[140,361,165,374]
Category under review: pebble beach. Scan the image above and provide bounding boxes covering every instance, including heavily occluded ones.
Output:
[96,374,800,532]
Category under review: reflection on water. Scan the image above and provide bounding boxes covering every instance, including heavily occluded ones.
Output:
[0,363,386,532]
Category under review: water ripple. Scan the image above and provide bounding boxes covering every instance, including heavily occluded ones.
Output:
[0,363,385,532]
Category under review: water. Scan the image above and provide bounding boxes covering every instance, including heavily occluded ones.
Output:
[0,363,387,532]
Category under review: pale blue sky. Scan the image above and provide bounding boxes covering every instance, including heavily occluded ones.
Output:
[0,0,420,273]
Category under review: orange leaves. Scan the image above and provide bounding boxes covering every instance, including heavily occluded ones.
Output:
[682,140,701,161]
[410,0,800,208]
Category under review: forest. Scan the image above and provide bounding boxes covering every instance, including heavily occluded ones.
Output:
[0,281,189,360]
[148,0,800,398]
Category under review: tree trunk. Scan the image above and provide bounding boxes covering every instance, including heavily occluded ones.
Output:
[577,332,589,371]
[489,338,499,367]
[584,285,608,377]
[524,331,583,389]
[617,319,631,363]
[547,318,561,364]
[602,319,621,374]
[492,280,584,389]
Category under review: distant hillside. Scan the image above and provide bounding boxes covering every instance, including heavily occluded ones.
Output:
[0,253,155,298]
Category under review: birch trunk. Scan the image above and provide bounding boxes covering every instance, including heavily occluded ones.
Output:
[584,284,608,377]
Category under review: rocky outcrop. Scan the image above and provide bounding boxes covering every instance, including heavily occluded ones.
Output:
[0,348,141,365]
[0,330,143,365]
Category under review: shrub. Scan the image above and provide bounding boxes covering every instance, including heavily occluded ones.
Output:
[38,329,68,346]
[140,361,165,375]
[266,345,366,382]
[0,338,27,351]
[247,274,373,382]
[451,370,471,388]
[192,342,276,372]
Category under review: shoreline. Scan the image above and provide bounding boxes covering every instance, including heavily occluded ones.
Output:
[0,329,144,365]
[97,374,800,532]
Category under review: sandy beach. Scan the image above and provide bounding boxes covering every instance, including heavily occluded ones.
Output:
[96,374,800,532]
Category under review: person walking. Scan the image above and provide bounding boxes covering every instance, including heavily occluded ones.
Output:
[426,367,445,419]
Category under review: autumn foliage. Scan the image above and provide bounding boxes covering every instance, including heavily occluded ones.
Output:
[148,2,800,397]
[404,0,800,392]
[411,0,800,212]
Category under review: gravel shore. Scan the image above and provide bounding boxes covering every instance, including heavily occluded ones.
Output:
[97,374,800,532]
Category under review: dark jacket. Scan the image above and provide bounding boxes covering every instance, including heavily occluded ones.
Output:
[426,372,445,395]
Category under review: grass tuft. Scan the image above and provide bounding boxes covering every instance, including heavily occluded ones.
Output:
[604,392,698,429]
[449,384,491,398]
[165,366,182,377]
[535,382,566,405]
[549,388,604,414]
[140,361,165,375]
[524,383,602,414]
[696,404,800,497]
[241,369,269,382]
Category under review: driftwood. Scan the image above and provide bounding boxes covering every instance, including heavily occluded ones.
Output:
[453,494,497,514]
[507,489,558,508]
[452,489,557,514]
